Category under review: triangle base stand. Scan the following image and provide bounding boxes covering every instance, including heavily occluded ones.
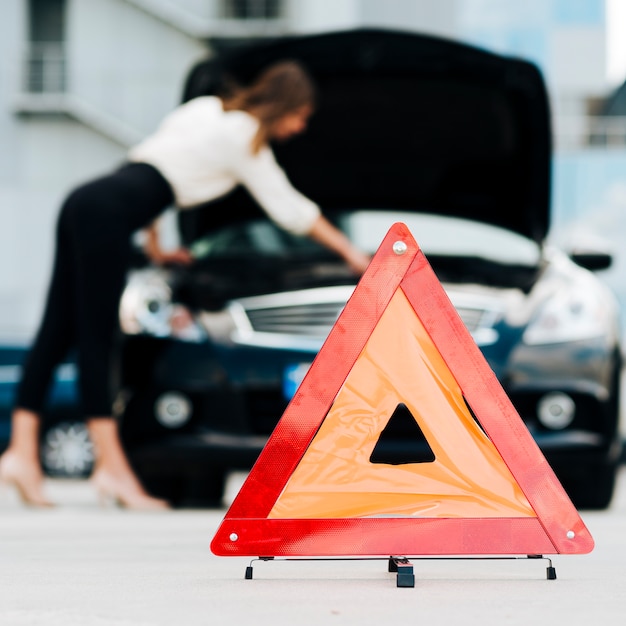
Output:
[243,555,558,588]
[211,224,594,565]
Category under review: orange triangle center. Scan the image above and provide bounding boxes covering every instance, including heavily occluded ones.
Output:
[269,290,535,519]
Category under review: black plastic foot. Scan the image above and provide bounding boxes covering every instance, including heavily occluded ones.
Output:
[390,557,415,588]
[547,566,557,580]
[397,571,415,588]
[245,566,253,580]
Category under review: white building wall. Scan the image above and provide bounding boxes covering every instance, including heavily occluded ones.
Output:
[289,0,458,38]
[0,0,26,184]
[552,26,607,93]
[130,0,215,21]
[1,0,207,338]
[0,119,124,338]
[289,0,360,33]
[0,0,619,339]
[359,0,459,37]
[69,0,207,138]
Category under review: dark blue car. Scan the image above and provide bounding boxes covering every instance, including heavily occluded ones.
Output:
[116,29,623,509]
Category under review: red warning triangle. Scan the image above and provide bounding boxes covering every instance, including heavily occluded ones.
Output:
[211,223,594,557]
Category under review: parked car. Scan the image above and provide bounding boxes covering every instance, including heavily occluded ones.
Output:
[117,28,623,509]
[0,339,93,478]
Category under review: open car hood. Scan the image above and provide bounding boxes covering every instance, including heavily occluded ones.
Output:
[182,28,551,243]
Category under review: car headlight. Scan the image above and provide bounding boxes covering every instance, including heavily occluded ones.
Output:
[119,269,205,342]
[522,282,611,346]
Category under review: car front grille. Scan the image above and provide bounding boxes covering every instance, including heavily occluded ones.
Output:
[455,306,487,332]
[245,302,487,333]
[245,301,344,336]
[232,286,502,347]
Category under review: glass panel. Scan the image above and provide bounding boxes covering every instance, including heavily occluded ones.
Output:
[26,0,66,93]
[221,0,283,19]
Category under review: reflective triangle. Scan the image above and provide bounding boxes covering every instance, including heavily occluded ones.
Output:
[211,223,594,557]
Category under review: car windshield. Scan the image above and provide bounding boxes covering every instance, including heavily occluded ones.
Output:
[191,210,541,267]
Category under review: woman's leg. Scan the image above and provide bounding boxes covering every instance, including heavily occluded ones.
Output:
[0,409,53,506]
[87,419,168,508]
[0,203,78,506]
[3,165,171,509]
[68,172,169,509]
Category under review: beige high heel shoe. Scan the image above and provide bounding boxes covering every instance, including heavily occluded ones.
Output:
[0,453,54,508]
[90,470,170,511]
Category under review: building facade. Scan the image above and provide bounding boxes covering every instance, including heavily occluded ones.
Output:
[0,0,622,337]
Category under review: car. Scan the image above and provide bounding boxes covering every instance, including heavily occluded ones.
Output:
[116,28,623,509]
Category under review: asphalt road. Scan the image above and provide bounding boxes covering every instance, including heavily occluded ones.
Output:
[1,469,625,626]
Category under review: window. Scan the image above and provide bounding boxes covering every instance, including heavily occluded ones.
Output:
[221,0,283,19]
[25,0,66,93]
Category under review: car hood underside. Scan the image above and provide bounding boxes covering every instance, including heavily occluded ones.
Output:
[182,28,551,243]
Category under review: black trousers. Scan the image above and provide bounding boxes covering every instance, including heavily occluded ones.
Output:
[16,163,173,417]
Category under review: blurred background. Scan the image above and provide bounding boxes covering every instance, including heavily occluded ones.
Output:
[1,0,626,339]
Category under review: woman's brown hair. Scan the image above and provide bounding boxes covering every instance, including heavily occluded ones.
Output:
[221,60,316,153]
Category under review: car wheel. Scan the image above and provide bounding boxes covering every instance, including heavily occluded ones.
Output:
[181,471,227,508]
[563,460,618,511]
[139,468,227,508]
[40,422,95,478]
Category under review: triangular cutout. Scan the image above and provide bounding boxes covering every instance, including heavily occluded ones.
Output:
[211,223,594,557]
[369,404,435,465]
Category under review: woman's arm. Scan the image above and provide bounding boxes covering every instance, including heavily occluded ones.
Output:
[232,148,370,274]
[307,215,371,275]
[143,221,194,266]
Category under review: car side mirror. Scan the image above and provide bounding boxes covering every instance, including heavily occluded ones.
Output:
[569,250,613,271]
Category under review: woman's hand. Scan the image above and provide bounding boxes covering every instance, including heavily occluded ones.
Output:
[344,248,372,275]
[148,247,194,266]
[307,215,371,275]
[143,223,193,266]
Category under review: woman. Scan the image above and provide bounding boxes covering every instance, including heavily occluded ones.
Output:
[0,61,370,509]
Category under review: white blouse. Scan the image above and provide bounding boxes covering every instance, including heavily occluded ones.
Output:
[128,96,320,235]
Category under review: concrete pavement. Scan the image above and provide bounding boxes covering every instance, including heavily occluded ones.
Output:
[1,471,626,625]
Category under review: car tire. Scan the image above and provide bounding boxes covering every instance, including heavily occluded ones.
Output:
[566,358,622,511]
[139,468,227,508]
[181,471,227,508]
[563,460,618,511]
